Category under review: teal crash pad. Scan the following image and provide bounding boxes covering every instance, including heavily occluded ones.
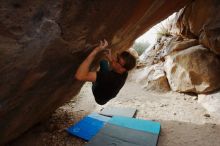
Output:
[108,116,161,135]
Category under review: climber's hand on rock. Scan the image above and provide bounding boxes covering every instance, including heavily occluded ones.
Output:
[94,39,108,52]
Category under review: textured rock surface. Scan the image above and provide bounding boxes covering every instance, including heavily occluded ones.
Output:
[173,0,220,54]
[0,0,190,144]
[130,63,170,92]
[164,45,220,93]
[140,36,198,66]
[155,37,199,63]
[143,63,170,92]
[139,0,220,94]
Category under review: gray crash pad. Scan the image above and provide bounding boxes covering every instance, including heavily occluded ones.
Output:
[86,123,159,146]
[99,106,137,117]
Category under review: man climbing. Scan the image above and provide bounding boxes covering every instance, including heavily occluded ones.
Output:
[75,40,136,105]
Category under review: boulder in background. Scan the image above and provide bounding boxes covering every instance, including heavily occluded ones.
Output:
[164,45,220,93]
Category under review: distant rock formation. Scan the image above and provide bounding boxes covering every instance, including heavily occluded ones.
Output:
[138,0,220,94]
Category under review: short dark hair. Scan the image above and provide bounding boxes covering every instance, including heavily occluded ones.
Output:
[119,51,136,71]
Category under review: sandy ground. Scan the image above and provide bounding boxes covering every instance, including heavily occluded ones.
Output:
[7,81,220,146]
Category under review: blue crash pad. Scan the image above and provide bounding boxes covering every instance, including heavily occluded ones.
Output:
[67,116,105,141]
[108,116,161,135]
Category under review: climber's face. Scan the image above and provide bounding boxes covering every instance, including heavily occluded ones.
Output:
[111,54,127,74]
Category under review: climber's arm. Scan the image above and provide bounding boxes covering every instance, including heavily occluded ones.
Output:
[75,40,108,82]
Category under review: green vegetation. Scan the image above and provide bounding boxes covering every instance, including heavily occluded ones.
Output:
[155,19,172,40]
[132,41,150,56]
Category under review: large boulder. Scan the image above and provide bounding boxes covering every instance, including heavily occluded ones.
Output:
[173,0,220,54]
[0,0,190,144]
[164,45,220,93]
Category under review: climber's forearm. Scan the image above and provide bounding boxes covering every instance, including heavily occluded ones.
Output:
[75,48,98,81]
[75,39,108,82]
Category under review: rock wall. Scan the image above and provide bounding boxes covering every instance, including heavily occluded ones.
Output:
[139,0,220,94]
[173,0,220,55]
[0,0,190,144]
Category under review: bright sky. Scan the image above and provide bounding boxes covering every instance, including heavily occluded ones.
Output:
[135,13,176,45]
[135,26,158,44]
